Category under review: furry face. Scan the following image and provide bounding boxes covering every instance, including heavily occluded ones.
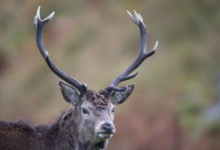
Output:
[59,81,134,145]
[76,99,115,143]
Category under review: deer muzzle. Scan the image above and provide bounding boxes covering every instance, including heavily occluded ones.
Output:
[96,122,115,139]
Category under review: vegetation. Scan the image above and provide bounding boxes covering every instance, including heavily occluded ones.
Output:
[0,0,219,149]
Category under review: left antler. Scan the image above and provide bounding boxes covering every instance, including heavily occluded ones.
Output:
[34,6,88,94]
[105,10,158,92]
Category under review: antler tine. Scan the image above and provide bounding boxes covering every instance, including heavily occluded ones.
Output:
[106,10,158,92]
[34,6,87,94]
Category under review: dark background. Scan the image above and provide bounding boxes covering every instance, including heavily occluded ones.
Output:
[0,0,220,150]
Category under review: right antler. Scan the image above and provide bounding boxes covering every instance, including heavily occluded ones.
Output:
[105,10,158,92]
[33,6,87,94]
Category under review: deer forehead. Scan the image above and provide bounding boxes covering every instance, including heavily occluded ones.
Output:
[81,100,114,114]
[81,90,112,108]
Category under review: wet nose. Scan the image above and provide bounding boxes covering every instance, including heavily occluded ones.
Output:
[102,122,114,133]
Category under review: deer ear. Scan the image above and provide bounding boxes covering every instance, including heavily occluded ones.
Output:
[110,84,135,105]
[59,81,80,106]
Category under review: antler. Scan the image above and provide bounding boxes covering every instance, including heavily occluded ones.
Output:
[105,10,158,92]
[33,6,87,94]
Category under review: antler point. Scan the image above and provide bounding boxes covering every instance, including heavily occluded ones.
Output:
[127,10,133,18]
[46,51,49,56]
[33,6,41,26]
[153,41,159,51]
[47,11,55,20]
[36,6,41,19]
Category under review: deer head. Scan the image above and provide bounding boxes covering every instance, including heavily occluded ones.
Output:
[34,6,158,147]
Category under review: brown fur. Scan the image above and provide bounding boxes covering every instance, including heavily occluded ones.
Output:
[0,108,104,150]
[0,84,134,150]
[83,90,110,108]
[0,120,43,150]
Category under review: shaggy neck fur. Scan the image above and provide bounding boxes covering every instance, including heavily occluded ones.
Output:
[36,108,107,150]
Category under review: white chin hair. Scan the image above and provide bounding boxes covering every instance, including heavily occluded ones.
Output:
[98,133,113,139]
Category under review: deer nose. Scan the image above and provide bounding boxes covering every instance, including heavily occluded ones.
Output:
[102,122,114,133]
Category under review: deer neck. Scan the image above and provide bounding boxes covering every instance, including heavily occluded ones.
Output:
[51,108,106,150]
[75,142,107,150]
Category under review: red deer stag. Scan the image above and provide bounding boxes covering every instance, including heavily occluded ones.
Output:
[0,6,158,150]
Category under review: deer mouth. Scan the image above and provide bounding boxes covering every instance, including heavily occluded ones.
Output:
[98,132,114,139]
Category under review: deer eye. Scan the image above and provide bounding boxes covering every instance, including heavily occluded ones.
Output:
[81,108,90,115]
[112,108,116,113]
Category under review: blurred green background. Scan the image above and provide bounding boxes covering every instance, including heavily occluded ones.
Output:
[0,0,220,150]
